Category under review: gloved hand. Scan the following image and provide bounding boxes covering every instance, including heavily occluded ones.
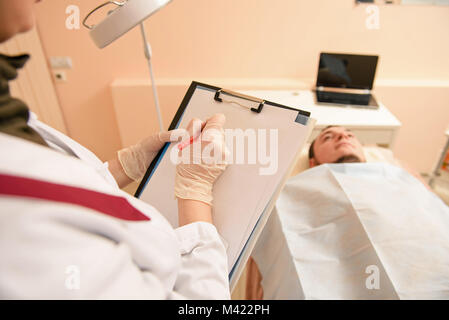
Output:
[118,129,185,181]
[174,114,229,206]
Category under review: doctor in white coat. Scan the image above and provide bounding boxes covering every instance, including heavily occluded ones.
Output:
[0,0,230,299]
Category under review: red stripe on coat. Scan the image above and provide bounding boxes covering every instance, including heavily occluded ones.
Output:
[0,173,150,221]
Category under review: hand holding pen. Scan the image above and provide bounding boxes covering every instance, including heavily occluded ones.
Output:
[174,114,229,206]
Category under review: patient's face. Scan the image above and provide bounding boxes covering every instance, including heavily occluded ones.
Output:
[310,127,366,167]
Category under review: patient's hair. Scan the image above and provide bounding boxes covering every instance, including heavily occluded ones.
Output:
[308,125,339,160]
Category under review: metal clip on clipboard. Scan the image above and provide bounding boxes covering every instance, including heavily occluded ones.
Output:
[214,89,265,113]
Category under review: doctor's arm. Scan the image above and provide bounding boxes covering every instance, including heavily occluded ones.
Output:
[112,114,230,299]
[174,113,227,226]
[171,114,231,299]
[107,155,134,188]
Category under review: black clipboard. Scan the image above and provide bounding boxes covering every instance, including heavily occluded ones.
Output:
[135,81,310,198]
[135,81,313,289]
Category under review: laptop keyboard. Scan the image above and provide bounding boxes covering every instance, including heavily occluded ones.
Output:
[316,91,371,105]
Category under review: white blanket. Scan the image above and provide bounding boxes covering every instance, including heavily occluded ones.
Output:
[254,163,449,299]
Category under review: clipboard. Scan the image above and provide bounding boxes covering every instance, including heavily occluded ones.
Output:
[135,81,315,290]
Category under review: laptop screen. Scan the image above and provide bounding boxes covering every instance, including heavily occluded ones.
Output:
[316,53,379,90]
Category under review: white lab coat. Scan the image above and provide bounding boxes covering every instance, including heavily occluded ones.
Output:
[0,115,230,299]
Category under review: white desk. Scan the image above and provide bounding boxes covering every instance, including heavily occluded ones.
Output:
[241,90,402,148]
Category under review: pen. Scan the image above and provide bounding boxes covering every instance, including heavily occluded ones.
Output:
[177,121,206,151]
[177,135,200,151]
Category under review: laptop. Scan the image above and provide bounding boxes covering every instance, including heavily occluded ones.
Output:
[315,52,379,109]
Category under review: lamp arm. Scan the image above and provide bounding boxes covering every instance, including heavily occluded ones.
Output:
[140,23,164,132]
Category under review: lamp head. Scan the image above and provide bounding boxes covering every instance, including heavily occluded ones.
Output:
[84,0,172,49]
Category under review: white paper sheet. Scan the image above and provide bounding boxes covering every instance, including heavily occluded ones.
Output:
[254,163,449,299]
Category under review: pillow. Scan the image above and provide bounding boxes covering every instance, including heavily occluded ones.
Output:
[290,144,401,177]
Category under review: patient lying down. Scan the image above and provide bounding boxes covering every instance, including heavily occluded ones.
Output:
[308,125,367,166]
[308,125,431,189]
[246,126,449,300]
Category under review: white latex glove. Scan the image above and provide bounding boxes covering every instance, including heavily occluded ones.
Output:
[118,129,184,181]
[174,114,229,206]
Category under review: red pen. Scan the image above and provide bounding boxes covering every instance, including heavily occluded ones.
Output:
[177,135,199,151]
[177,121,206,151]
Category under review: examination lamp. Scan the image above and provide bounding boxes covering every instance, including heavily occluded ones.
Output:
[83,0,172,131]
